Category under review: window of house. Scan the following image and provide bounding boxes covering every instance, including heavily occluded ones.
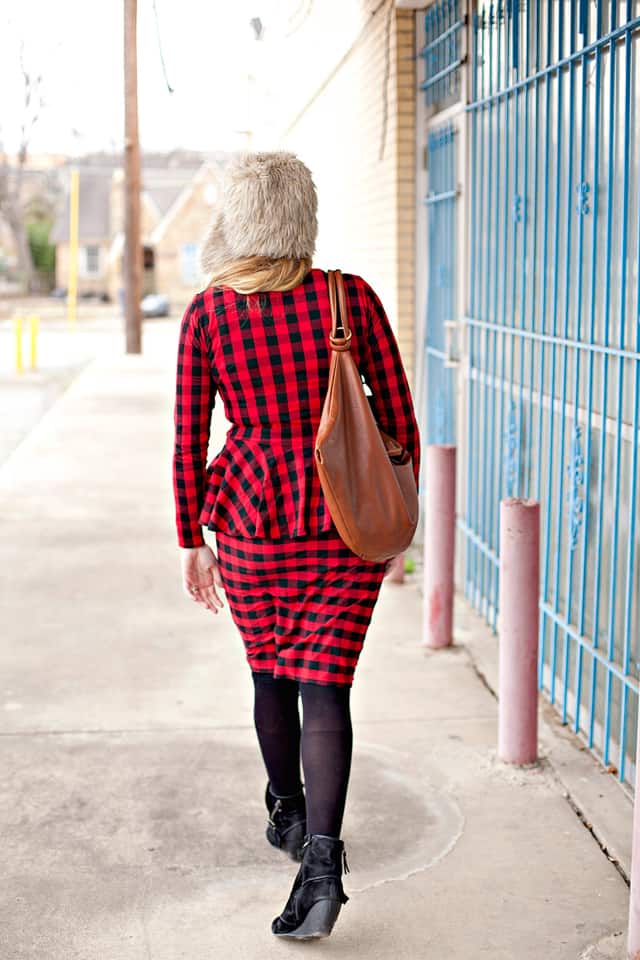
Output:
[180,243,201,285]
[84,245,100,275]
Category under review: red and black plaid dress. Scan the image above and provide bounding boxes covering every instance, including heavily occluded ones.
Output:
[172,267,421,686]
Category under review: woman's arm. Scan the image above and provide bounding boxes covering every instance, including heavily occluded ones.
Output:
[358,278,421,492]
[172,297,217,548]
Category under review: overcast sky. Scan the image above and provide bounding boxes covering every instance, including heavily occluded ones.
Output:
[1,0,267,157]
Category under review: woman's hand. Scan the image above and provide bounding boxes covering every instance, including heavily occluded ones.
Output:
[180,544,225,614]
[383,556,397,578]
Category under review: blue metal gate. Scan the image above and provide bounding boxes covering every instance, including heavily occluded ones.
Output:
[462,0,640,787]
[425,123,458,445]
[420,1,465,444]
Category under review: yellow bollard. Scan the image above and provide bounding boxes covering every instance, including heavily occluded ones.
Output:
[14,316,23,373]
[28,315,39,370]
[68,168,79,329]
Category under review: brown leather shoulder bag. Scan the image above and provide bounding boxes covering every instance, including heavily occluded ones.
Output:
[313,269,419,562]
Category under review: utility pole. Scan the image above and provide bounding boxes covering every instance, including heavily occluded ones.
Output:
[124,0,142,353]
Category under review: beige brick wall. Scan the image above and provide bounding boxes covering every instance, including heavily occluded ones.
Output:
[268,2,419,388]
[395,8,418,387]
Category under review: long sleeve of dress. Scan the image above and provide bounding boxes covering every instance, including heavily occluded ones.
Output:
[172,298,217,548]
[358,279,421,492]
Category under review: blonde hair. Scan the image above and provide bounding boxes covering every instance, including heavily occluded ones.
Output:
[207,255,313,295]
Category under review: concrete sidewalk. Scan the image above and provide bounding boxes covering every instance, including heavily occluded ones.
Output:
[0,323,629,960]
[0,308,130,465]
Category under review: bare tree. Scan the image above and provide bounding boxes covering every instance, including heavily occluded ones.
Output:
[0,42,44,293]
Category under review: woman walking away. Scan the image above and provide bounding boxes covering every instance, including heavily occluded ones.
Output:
[172,151,421,940]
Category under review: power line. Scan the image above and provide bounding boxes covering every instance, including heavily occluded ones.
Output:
[283,0,314,38]
[152,0,174,93]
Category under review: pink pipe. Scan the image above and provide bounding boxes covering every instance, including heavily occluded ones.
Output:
[498,498,540,764]
[423,444,456,649]
[627,713,640,958]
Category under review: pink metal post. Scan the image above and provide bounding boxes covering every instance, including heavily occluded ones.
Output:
[386,553,405,583]
[423,444,456,649]
[627,712,640,958]
[498,498,540,764]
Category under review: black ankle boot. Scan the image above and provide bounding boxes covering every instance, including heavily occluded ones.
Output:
[271,833,350,939]
[265,782,307,862]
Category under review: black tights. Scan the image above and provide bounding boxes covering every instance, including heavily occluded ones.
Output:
[251,672,353,838]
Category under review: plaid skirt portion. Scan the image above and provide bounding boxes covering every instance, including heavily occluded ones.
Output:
[214,529,388,686]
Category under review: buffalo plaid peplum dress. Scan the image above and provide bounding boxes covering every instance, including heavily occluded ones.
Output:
[172,267,421,686]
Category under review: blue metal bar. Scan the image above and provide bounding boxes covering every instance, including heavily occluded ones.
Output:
[446,0,452,99]
[506,0,523,507]
[444,0,449,100]
[512,0,519,71]
[424,189,458,205]
[620,51,640,778]
[489,0,508,625]
[419,17,465,56]
[461,316,640,362]
[523,0,540,499]
[424,8,432,101]
[448,127,455,430]
[512,4,531,510]
[436,0,443,100]
[610,1,632,779]
[536,0,552,688]
[471,6,486,610]
[479,3,502,625]
[553,0,577,724]
[543,0,565,708]
[579,0,588,37]
[534,0,553,521]
[568,12,591,739]
[454,0,461,99]
[578,0,603,749]
[589,0,617,759]
[464,13,480,609]
[420,59,464,93]
[479,4,496,619]
[425,345,449,363]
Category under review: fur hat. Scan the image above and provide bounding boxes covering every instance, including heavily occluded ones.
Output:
[200,150,318,276]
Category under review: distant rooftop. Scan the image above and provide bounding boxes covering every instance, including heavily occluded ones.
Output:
[49,153,225,243]
[49,170,113,243]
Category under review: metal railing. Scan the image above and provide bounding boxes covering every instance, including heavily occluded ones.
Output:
[462,0,640,788]
[425,123,458,446]
[420,0,465,107]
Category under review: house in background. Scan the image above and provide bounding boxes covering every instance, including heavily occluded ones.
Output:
[0,160,63,293]
[147,162,220,302]
[50,156,222,307]
[50,168,116,300]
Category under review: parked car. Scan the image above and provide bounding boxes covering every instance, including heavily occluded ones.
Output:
[50,288,110,302]
[141,293,170,318]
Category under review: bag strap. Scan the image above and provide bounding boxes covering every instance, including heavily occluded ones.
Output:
[327,269,352,351]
